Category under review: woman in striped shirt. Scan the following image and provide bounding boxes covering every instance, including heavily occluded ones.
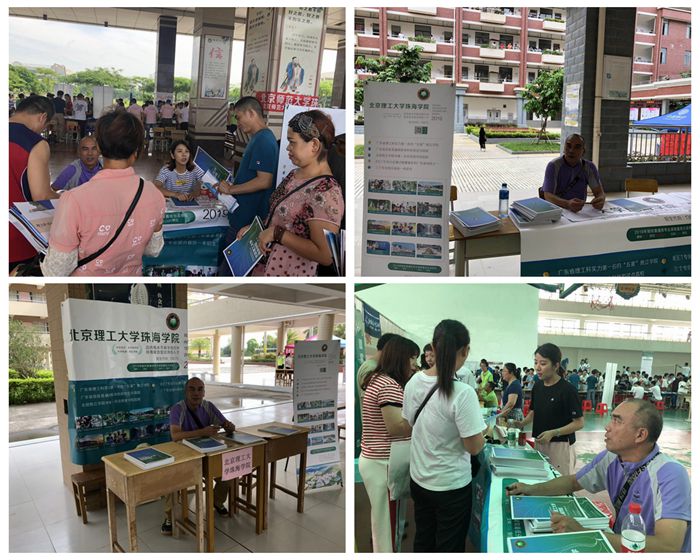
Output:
[359,336,415,552]
[154,139,204,201]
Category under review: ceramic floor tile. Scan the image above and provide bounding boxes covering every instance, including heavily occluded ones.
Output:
[8,526,56,553]
[9,501,45,536]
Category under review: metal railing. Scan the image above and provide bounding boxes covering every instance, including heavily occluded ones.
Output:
[628,128,691,162]
[538,325,689,343]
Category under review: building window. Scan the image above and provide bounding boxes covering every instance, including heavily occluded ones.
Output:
[463,33,471,45]
[553,43,561,52]
[372,23,380,36]
[414,24,432,40]
[660,47,667,64]
[444,30,453,43]
[462,66,469,79]
[354,18,365,33]
[391,24,401,38]
[528,71,536,83]
[662,19,669,35]
[475,31,490,46]
[444,65,453,78]
[499,34,514,46]
[684,51,691,66]
[499,67,513,82]
[475,64,490,80]
[539,38,552,51]
[687,25,692,38]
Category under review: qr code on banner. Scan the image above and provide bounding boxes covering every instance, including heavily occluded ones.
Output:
[414,126,428,135]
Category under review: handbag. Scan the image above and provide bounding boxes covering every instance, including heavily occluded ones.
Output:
[14,178,144,277]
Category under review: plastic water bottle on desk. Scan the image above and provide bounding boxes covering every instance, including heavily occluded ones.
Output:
[621,502,646,552]
[498,183,509,219]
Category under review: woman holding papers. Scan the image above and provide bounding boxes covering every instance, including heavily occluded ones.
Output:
[359,336,414,552]
[41,111,165,276]
[516,343,584,476]
[498,362,524,421]
[237,110,344,276]
[402,320,486,552]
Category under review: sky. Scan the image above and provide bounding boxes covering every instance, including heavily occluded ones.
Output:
[9,16,337,85]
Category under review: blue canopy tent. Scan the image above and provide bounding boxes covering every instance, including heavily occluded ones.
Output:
[633,104,691,130]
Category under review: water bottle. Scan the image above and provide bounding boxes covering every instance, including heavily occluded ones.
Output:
[621,502,646,553]
[498,183,509,218]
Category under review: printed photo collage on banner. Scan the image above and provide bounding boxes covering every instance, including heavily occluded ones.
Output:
[5,4,695,557]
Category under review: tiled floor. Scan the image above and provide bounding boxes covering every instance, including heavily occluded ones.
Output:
[9,386,346,553]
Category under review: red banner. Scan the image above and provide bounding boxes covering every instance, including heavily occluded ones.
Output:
[256,91,319,113]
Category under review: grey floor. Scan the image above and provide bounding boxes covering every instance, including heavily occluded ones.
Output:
[9,371,346,553]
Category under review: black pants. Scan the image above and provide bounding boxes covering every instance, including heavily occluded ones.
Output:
[410,478,472,552]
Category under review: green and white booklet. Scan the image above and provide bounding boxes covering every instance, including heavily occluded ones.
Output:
[508,530,615,553]
[510,495,609,532]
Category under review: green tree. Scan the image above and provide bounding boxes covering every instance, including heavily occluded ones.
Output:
[355,44,432,110]
[66,67,130,97]
[9,319,47,378]
[174,77,192,102]
[245,338,260,356]
[189,337,211,359]
[131,76,155,101]
[286,329,301,345]
[9,64,40,94]
[333,323,346,339]
[521,69,564,141]
[228,85,241,102]
[318,78,333,107]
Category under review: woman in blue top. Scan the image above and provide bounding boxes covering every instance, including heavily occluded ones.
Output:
[498,362,523,421]
[154,139,204,201]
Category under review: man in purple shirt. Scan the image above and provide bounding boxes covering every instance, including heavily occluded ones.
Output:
[507,399,690,552]
[164,377,236,533]
[542,134,606,213]
[51,136,102,191]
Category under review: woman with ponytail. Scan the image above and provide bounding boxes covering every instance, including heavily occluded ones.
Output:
[359,336,414,552]
[516,343,584,475]
[401,320,486,552]
[497,362,524,421]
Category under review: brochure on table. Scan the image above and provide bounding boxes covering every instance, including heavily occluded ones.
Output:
[193,146,238,213]
[62,299,188,464]
[517,192,691,276]
[276,105,346,187]
[507,530,615,553]
[361,82,455,276]
[293,340,343,490]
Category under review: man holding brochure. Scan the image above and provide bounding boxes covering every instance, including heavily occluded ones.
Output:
[215,96,279,273]
[507,399,690,552]
[167,377,236,531]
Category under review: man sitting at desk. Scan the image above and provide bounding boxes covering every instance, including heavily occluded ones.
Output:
[507,399,690,552]
[167,377,236,533]
[51,136,102,191]
[541,133,606,213]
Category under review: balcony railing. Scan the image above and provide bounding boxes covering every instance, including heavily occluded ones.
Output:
[538,326,689,343]
[628,129,691,162]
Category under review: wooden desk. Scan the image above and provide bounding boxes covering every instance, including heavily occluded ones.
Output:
[238,423,310,530]
[453,213,520,276]
[102,442,205,553]
[179,437,267,552]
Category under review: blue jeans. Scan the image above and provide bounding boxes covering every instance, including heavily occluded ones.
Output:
[587,389,596,408]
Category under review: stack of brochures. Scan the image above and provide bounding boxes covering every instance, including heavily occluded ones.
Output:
[259,425,299,436]
[324,228,345,276]
[123,447,175,470]
[182,436,228,453]
[488,446,550,479]
[226,432,266,445]
[507,530,615,553]
[9,201,56,254]
[510,197,562,225]
[510,496,611,533]
[449,207,501,237]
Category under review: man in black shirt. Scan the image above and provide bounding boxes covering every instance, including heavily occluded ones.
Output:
[516,343,584,475]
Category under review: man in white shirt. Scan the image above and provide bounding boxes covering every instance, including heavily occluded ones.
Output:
[649,380,663,403]
[72,93,88,138]
[631,382,645,400]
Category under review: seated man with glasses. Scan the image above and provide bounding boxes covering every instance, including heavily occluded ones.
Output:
[540,133,606,213]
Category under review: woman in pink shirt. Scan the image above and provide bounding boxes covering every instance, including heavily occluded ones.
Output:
[42,111,165,276]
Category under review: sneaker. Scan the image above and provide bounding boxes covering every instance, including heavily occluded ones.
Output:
[161,519,173,535]
[214,505,229,516]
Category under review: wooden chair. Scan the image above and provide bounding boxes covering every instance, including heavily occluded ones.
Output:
[65,120,80,144]
[71,469,106,524]
[625,178,658,197]
[170,130,186,143]
[153,127,167,151]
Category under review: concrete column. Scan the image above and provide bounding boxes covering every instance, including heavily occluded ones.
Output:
[454,8,463,85]
[277,322,287,354]
[155,15,177,99]
[379,9,388,56]
[331,38,345,108]
[661,99,670,114]
[454,88,467,132]
[519,8,528,88]
[318,314,335,340]
[516,90,527,128]
[562,8,637,192]
[189,8,237,158]
[230,325,244,384]
[212,329,220,378]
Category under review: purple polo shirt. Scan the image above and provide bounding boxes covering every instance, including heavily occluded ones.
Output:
[542,158,602,200]
[576,445,691,552]
[169,400,227,431]
[52,159,103,191]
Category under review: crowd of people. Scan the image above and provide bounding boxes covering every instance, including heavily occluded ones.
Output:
[9,94,345,277]
[357,329,691,553]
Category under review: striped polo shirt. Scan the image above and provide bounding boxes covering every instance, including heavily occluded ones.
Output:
[360,374,409,460]
[155,166,205,195]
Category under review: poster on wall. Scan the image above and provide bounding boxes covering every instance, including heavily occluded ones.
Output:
[640,107,661,120]
[602,55,632,100]
[564,83,580,127]
[293,340,342,490]
[241,8,274,97]
[276,105,346,186]
[201,35,231,99]
[361,82,456,276]
[62,299,188,464]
